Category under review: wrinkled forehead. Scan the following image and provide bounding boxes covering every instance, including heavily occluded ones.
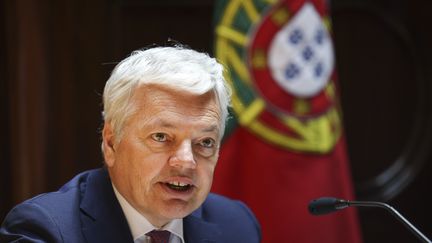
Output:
[129,84,222,120]
[131,83,219,104]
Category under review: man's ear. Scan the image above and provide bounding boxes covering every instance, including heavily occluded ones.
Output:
[102,122,116,167]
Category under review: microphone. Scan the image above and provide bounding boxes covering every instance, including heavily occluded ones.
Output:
[308,197,431,243]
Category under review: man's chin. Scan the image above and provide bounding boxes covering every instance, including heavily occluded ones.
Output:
[160,200,200,219]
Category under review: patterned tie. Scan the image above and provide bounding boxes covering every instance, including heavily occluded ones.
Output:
[145,230,171,243]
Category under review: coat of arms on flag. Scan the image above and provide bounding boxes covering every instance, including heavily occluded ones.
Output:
[213,0,362,242]
[215,0,341,153]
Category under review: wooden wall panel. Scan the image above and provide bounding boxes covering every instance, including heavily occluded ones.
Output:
[0,0,11,219]
[332,0,432,241]
[3,0,50,205]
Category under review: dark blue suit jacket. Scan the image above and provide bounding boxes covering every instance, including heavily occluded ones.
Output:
[1,168,261,243]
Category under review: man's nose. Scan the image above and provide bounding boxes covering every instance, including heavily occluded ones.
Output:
[169,140,196,169]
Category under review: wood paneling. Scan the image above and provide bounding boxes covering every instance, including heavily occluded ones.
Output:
[332,0,432,241]
[3,0,49,205]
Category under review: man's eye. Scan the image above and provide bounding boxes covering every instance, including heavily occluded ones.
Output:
[199,138,215,148]
[151,133,167,142]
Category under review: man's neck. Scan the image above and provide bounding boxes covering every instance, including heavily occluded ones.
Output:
[111,183,184,242]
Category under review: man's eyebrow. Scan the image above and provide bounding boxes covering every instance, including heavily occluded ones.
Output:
[146,119,219,133]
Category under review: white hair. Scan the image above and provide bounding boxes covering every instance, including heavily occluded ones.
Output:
[102,46,231,142]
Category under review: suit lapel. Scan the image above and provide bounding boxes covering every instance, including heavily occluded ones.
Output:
[78,168,222,243]
[183,207,222,243]
[79,168,133,243]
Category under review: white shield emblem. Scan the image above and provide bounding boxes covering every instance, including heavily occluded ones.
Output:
[268,3,335,98]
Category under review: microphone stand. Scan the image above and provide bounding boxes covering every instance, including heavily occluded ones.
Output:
[347,200,431,243]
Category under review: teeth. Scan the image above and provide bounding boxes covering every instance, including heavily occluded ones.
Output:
[166,181,192,191]
[168,181,189,187]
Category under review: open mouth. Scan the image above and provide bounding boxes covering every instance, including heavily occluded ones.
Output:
[165,182,193,192]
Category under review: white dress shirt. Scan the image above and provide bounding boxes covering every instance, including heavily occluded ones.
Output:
[112,184,185,243]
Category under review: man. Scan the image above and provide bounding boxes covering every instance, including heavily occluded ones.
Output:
[1,46,261,243]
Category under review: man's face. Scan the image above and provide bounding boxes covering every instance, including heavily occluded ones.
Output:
[103,84,222,227]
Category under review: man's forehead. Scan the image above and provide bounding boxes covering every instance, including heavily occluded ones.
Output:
[133,85,220,114]
[128,84,222,130]
[137,84,219,106]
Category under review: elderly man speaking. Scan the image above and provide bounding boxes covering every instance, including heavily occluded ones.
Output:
[1,46,261,243]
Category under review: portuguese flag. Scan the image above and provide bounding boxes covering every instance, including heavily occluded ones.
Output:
[212,0,363,242]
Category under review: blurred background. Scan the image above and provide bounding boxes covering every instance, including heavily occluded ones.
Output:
[1,0,431,242]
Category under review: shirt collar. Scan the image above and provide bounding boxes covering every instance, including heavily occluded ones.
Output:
[112,184,184,242]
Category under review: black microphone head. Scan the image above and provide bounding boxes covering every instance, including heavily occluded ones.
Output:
[308,197,348,215]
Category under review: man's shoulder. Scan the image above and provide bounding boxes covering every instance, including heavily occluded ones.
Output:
[202,193,249,212]
[23,168,102,206]
[200,193,257,222]
[4,168,105,220]
[202,193,251,214]
[192,193,262,242]
[0,168,106,242]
